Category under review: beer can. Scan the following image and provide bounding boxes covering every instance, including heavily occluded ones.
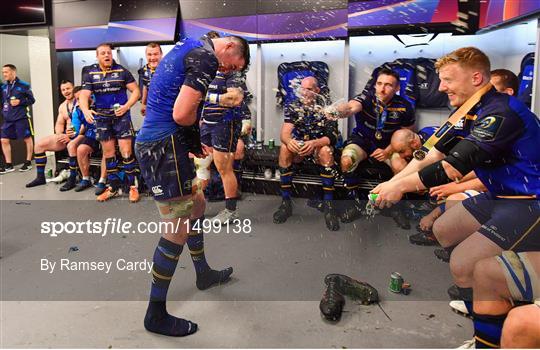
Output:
[113,103,121,112]
[268,139,275,149]
[47,168,53,178]
[297,140,305,148]
[389,272,404,293]
[368,193,378,203]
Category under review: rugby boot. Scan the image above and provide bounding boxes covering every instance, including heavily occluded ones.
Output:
[449,300,471,318]
[129,185,141,203]
[391,207,411,229]
[324,200,340,231]
[319,278,345,322]
[97,187,118,202]
[340,201,364,223]
[273,199,292,224]
[434,247,453,263]
[324,274,379,304]
[447,285,472,301]
[409,231,440,246]
[307,198,324,212]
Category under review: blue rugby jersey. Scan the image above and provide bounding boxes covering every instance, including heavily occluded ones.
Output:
[138,64,155,90]
[81,61,135,118]
[284,96,338,145]
[434,88,540,197]
[1,77,35,121]
[352,90,415,147]
[71,102,96,140]
[136,38,218,142]
[201,72,245,123]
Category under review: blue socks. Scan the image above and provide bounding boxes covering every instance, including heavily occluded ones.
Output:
[187,216,210,274]
[144,237,198,337]
[279,166,293,200]
[473,313,506,348]
[35,152,47,179]
[105,157,121,191]
[122,155,137,186]
[320,165,336,201]
[188,216,234,290]
[68,156,78,180]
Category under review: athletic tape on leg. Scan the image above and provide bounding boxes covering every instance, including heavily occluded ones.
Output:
[342,146,360,173]
[155,199,194,219]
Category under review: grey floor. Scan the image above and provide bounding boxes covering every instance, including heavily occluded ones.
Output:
[0,166,471,348]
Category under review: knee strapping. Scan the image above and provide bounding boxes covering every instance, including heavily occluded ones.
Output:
[496,251,538,302]
[342,146,360,173]
[155,198,194,219]
[194,154,213,181]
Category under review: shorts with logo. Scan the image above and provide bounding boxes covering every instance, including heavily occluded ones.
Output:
[462,192,540,251]
[95,115,133,141]
[200,119,242,153]
[135,130,194,201]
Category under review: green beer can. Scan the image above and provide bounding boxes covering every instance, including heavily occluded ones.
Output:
[389,272,404,293]
[268,139,275,149]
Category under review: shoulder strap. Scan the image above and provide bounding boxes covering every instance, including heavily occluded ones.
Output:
[413,83,493,160]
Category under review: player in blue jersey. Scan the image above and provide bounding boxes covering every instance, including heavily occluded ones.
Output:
[1,64,35,174]
[200,71,246,224]
[412,72,520,249]
[78,43,141,203]
[138,42,163,116]
[70,87,104,192]
[329,68,416,226]
[272,76,340,231]
[135,34,250,337]
[371,47,540,349]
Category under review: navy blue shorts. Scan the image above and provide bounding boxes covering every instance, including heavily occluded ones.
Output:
[200,119,241,153]
[1,118,32,139]
[462,192,540,251]
[135,131,195,200]
[95,116,133,141]
[345,132,387,155]
[80,136,100,153]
